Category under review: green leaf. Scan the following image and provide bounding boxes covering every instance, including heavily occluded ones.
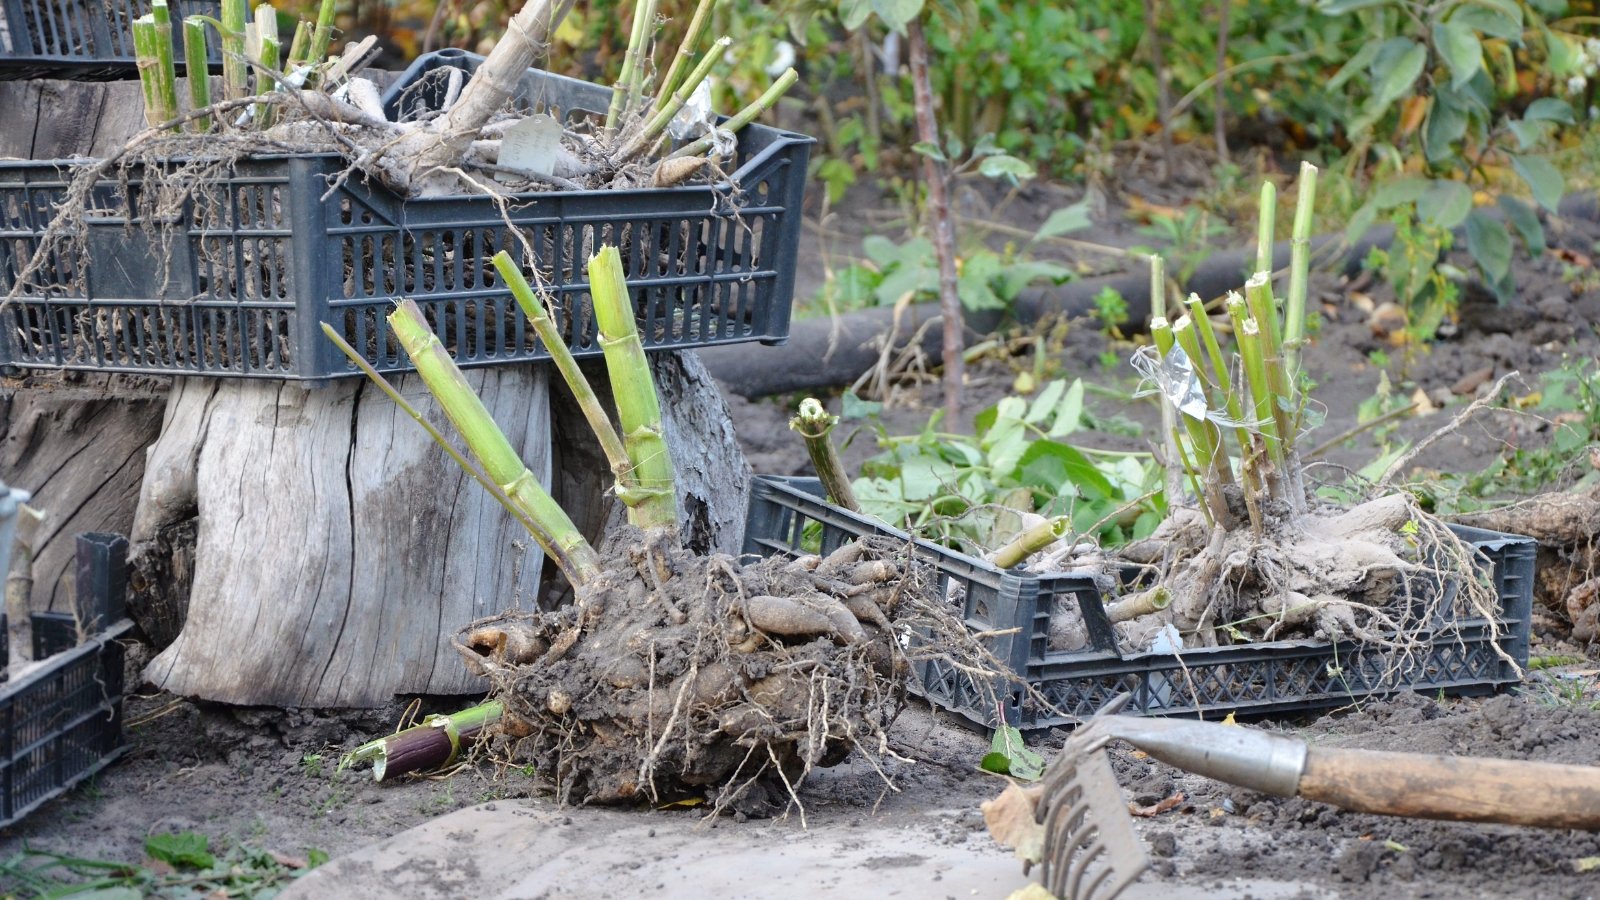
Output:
[1466,0,1523,25]
[1508,118,1554,151]
[870,0,924,31]
[1465,210,1513,285]
[1524,97,1575,123]
[957,251,1007,311]
[146,832,215,870]
[1417,179,1473,229]
[1320,0,1392,13]
[1448,5,1522,41]
[1373,39,1428,107]
[1329,39,1381,90]
[838,0,873,30]
[1542,25,1578,75]
[911,140,946,163]
[1024,379,1066,425]
[983,725,1045,781]
[1433,22,1483,90]
[1373,176,1432,209]
[1511,154,1563,212]
[978,154,1036,182]
[1036,201,1093,239]
[307,848,331,868]
[1424,92,1469,161]
[1344,200,1379,245]
[1014,441,1115,501]
[840,390,884,420]
[1497,195,1544,256]
[1048,379,1086,438]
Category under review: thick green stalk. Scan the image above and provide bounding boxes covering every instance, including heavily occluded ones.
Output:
[652,0,716,111]
[668,67,797,159]
[133,19,161,127]
[1149,254,1167,319]
[221,0,248,103]
[1235,316,1284,472]
[624,36,729,161]
[286,19,310,70]
[589,247,678,535]
[1256,181,1276,277]
[341,701,503,782]
[254,4,280,126]
[306,0,337,84]
[183,17,212,132]
[145,5,180,130]
[789,398,858,513]
[1244,272,1294,453]
[992,517,1068,569]
[1172,316,1230,487]
[624,0,660,115]
[388,300,601,583]
[1186,292,1253,487]
[1284,162,1318,376]
[490,252,634,494]
[606,0,658,135]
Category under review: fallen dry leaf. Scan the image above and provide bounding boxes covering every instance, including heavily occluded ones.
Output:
[1349,290,1376,314]
[1410,387,1438,415]
[1573,856,1600,873]
[983,782,1046,864]
[269,851,308,870]
[1129,791,1185,817]
[1451,366,1494,396]
[1367,301,1407,339]
[1555,247,1593,268]
[1007,884,1058,900]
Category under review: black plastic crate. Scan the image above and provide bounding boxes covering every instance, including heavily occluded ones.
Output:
[0,532,130,826]
[0,0,220,81]
[0,49,812,380]
[743,476,1535,731]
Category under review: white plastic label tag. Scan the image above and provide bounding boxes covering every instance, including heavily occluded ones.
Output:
[499,114,563,179]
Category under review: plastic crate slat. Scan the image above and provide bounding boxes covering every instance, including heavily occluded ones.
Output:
[743,475,1535,732]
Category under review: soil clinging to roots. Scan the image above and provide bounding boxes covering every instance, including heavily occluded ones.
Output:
[456,532,1001,815]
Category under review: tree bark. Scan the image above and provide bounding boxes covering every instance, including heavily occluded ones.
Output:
[907,18,964,420]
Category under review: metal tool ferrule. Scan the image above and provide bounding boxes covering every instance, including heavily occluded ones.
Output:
[1096,717,1309,797]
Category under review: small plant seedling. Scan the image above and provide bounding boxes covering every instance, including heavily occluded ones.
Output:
[300,753,324,778]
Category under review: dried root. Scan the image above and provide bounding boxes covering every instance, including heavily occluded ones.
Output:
[456,532,1006,815]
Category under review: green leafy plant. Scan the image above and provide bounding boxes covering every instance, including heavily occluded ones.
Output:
[1362,209,1460,343]
[1325,0,1592,304]
[848,378,1165,553]
[0,832,328,897]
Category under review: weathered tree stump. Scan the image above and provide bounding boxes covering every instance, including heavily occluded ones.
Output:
[132,353,749,707]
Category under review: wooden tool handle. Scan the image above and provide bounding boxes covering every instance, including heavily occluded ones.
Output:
[1300,747,1600,830]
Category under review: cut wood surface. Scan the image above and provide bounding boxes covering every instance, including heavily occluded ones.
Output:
[136,369,553,707]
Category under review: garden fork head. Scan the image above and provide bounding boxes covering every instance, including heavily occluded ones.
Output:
[1032,694,1148,900]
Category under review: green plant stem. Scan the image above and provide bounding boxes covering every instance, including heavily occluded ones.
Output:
[387,300,601,583]
[992,517,1068,569]
[1284,161,1318,376]
[1256,181,1276,276]
[142,5,180,131]
[589,247,678,535]
[607,0,658,135]
[1152,317,1218,481]
[668,67,797,158]
[790,398,859,513]
[286,19,310,69]
[183,17,212,132]
[624,35,729,161]
[341,701,503,781]
[1244,272,1294,451]
[1235,316,1284,473]
[133,19,161,127]
[652,0,716,111]
[491,252,635,495]
[220,0,248,103]
[1149,253,1167,318]
[253,4,279,127]
[1186,292,1254,490]
[1173,316,1231,487]
[306,0,337,83]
